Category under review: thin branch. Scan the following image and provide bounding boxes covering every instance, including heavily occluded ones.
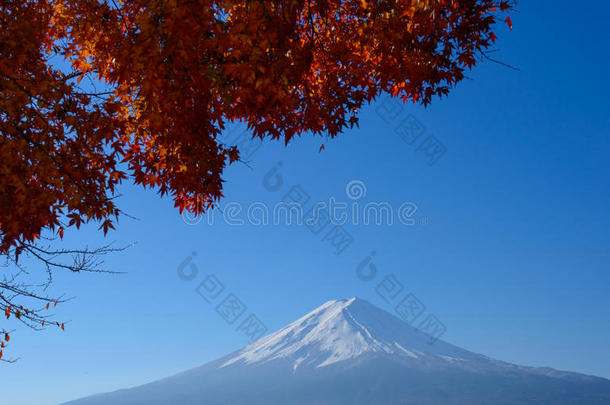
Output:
[481,51,520,71]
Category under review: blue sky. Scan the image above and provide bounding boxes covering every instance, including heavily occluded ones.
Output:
[3,2,610,405]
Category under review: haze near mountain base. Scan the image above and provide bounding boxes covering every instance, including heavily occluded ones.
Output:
[62,298,610,405]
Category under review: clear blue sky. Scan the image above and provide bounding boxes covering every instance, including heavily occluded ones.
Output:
[3,2,610,405]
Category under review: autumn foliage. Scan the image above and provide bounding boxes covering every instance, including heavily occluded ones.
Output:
[1,0,512,358]
[1,0,514,252]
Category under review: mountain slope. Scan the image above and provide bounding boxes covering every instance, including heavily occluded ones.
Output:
[221,297,484,370]
[61,298,610,405]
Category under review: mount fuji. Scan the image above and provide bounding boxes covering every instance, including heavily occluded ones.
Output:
[62,298,610,405]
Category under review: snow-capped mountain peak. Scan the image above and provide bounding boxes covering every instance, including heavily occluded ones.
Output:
[221,297,478,370]
[61,297,610,405]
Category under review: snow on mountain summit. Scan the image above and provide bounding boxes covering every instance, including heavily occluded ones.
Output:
[221,297,482,370]
[61,297,610,405]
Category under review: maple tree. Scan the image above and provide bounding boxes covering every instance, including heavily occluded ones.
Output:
[1,0,514,359]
